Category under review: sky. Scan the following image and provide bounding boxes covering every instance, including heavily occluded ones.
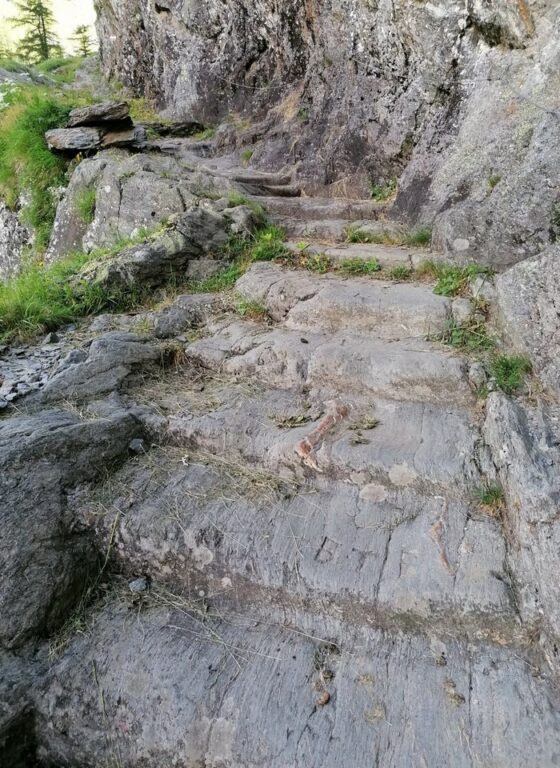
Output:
[0,0,97,52]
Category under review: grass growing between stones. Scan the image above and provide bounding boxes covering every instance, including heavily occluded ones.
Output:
[346,225,432,248]
[77,187,96,224]
[418,261,492,297]
[435,317,495,354]
[0,230,163,342]
[490,354,532,394]
[337,257,381,275]
[475,483,505,514]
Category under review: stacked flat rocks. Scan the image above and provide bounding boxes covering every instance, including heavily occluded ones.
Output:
[45,101,146,153]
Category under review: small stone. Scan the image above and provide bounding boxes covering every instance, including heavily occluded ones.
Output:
[468,362,487,390]
[129,438,146,455]
[43,331,59,345]
[451,298,473,325]
[128,577,150,594]
[316,691,331,706]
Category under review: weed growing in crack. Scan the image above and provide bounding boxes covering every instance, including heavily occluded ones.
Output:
[475,483,505,513]
[337,257,381,275]
[490,354,532,394]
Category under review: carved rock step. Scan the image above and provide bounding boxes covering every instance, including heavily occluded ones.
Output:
[273,216,392,241]
[186,320,472,406]
[35,602,560,767]
[87,449,516,643]
[164,385,480,494]
[237,262,453,339]
[253,195,386,220]
[286,240,436,268]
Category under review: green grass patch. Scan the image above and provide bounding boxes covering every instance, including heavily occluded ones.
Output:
[303,253,332,273]
[0,58,31,73]
[235,296,269,321]
[337,257,381,275]
[36,56,84,84]
[389,265,413,280]
[240,148,254,165]
[0,87,82,252]
[251,225,290,262]
[370,178,397,202]
[475,483,505,512]
[194,127,216,140]
[0,229,164,342]
[436,317,495,353]
[490,354,532,394]
[419,261,491,297]
[403,227,432,247]
[76,187,96,224]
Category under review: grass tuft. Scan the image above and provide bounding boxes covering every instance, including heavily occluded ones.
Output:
[76,187,96,224]
[436,317,495,353]
[337,257,381,275]
[475,483,505,513]
[370,178,397,202]
[490,354,532,394]
[389,265,413,281]
[418,261,492,297]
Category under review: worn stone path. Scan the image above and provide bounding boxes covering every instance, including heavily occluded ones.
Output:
[3,170,560,767]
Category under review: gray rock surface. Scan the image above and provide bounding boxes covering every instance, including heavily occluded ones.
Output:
[0,405,144,649]
[34,601,560,767]
[45,127,103,152]
[494,245,560,396]
[96,0,560,265]
[39,332,163,403]
[0,202,30,280]
[67,101,130,127]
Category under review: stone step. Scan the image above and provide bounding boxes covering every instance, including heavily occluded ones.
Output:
[164,385,480,494]
[259,183,302,197]
[186,320,472,406]
[286,240,435,269]
[254,196,387,220]
[230,170,295,186]
[85,447,516,643]
[274,217,392,241]
[36,601,559,768]
[237,262,453,340]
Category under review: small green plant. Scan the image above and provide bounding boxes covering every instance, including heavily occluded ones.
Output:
[235,296,269,321]
[490,354,532,394]
[436,317,495,353]
[403,227,432,248]
[303,253,331,273]
[475,483,505,513]
[369,178,397,202]
[251,226,289,261]
[297,108,309,123]
[337,257,381,275]
[389,265,413,280]
[240,148,254,165]
[346,227,379,244]
[76,187,96,224]
[225,191,265,221]
[420,262,491,297]
[190,261,247,293]
[194,126,216,140]
[488,174,502,190]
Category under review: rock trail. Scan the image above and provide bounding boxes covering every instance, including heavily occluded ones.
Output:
[3,166,560,766]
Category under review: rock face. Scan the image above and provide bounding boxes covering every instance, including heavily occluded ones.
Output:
[494,244,560,396]
[0,202,30,280]
[95,0,560,266]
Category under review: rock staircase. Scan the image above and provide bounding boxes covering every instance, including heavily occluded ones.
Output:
[29,178,560,766]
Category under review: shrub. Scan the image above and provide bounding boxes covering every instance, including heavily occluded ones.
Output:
[369,178,397,202]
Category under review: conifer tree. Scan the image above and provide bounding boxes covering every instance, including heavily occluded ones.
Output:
[70,24,93,57]
[10,0,61,63]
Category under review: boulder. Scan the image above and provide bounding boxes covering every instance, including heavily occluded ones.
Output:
[45,127,103,152]
[40,332,163,403]
[67,101,130,127]
[0,405,145,648]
